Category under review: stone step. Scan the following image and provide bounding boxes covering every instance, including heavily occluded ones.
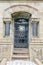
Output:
[13,53,29,55]
[12,53,30,60]
[12,56,30,60]
[13,48,29,54]
[13,52,29,54]
[12,57,30,60]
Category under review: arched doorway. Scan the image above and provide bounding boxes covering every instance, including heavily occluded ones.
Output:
[12,12,31,54]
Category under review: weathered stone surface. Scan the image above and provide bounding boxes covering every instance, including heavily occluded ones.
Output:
[0,2,43,60]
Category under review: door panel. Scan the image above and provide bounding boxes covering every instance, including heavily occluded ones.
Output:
[14,18,29,48]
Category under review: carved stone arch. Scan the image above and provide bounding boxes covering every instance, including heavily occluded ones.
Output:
[3,5,39,21]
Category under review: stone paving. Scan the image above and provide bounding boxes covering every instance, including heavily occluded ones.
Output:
[6,60,37,65]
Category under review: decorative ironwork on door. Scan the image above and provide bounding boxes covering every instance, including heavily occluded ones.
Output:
[14,18,29,48]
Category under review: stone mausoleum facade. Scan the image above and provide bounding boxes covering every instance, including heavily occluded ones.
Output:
[0,2,43,61]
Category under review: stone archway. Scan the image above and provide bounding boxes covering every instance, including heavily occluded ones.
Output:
[3,5,39,59]
[9,11,32,56]
[12,12,31,49]
[3,5,38,19]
